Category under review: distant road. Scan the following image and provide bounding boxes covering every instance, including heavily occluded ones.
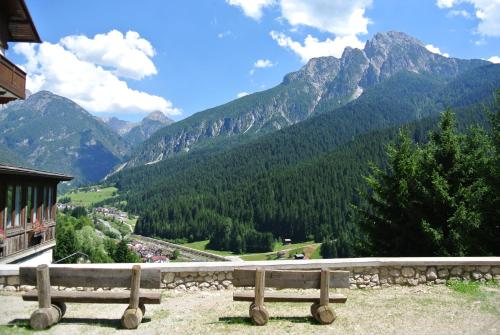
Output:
[131,235,230,262]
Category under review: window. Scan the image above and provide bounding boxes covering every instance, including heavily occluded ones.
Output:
[42,186,47,221]
[47,186,53,220]
[5,186,13,228]
[14,185,21,226]
[27,187,32,224]
[32,186,38,223]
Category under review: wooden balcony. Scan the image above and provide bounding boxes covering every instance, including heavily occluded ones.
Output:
[0,54,26,104]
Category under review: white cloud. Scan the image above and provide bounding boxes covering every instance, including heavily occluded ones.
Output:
[448,9,472,17]
[228,1,372,63]
[227,0,372,37]
[218,30,232,38]
[270,31,365,62]
[488,56,500,63]
[13,31,180,116]
[237,92,250,98]
[425,44,450,57]
[280,0,372,36]
[60,30,157,80]
[250,59,275,75]
[436,0,500,37]
[254,59,274,68]
[437,0,456,7]
[226,0,275,20]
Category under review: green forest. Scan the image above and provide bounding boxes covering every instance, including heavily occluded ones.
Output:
[54,210,139,263]
[106,67,499,257]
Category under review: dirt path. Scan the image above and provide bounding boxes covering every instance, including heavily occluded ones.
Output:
[0,285,498,335]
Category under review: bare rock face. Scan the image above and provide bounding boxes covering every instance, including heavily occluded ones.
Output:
[125,31,489,168]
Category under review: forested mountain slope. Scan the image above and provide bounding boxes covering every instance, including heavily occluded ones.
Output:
[125,31,488,167]
[0,91,129,185]
[108,64,499,252]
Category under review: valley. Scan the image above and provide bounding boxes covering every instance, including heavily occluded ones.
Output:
[1,31,499,262]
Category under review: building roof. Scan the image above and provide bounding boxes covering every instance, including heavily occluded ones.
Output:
[0,163,73,181]
[0,0,41,44]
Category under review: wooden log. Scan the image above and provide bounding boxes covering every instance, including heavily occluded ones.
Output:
[233,269,350,289]
[29,307,60,330]
[20,266,161,289]
[310,302,320,317]
[319,268,330,306]
[249,305,269,326]
[36,264,51,309]
[121,308,143,329]
[129,265,141,309]
[139,303,146,316]
[233,291,347,303]
[50,304,63,322]
[23,290,162,304]
[254,268,265,308]
[29,265,61,329]
[249,302,256,314]
[52,302,66,317]
[314,305,336,325]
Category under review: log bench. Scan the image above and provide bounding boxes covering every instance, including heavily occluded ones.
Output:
[19,264,162,330]
[232,268,349,325]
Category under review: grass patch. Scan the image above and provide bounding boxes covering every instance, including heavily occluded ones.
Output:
[240,241,319,261]
[60,186,118,207]
[446,280,500,315]
[181,240,235,256]
[0,320,33,334]
[181,239,321,260]
[446,280,481,295]
[309,245,322,259]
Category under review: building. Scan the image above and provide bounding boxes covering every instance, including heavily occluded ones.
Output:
[0,0,41,104]
[0,164,72,264]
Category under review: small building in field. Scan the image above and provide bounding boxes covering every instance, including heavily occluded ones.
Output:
[0,0,41,104]
[283,238,292,245]
[293,253,305,260]
[0,164,72,264]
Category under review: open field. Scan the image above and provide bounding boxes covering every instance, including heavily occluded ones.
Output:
[59,187,118,207]
[181,240,321,261]
[0,284,498,335]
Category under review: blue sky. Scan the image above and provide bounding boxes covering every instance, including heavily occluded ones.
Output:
[7,0,500,121]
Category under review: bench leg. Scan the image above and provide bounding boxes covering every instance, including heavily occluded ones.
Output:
[121,265,144,329]
[30,264,61,330]
[250,268,269,326]
[313,268,336,325]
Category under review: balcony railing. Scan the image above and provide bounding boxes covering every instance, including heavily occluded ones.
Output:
[0,54,26,104]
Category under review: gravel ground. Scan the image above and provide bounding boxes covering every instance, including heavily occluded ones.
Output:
[0,285,498,335]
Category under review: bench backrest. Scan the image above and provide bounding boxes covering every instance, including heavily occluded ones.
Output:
[232,269,349,289]
[19,266,161,289]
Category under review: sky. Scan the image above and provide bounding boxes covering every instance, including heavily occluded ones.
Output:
[6,0,500,121]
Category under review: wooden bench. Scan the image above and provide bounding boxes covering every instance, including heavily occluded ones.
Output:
[232,268,349,325]
[19,264,161,330]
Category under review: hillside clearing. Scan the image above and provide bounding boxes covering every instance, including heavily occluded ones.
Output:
[0,285,498,334]
[180,240,321,260]
[59,187,118,207]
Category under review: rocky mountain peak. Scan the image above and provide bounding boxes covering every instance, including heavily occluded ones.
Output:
[144,111,173,124]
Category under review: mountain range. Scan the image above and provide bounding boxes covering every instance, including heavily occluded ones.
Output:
[102,112,174,147]
[0,91,173,186]
[124,31,488,168]
[0,30,498,210]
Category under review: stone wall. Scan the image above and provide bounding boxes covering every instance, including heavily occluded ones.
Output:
[1,257,499,292]
[160,264,500,291]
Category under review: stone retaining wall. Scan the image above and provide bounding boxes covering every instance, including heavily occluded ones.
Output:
[1,258,499,292]
[160,264,500,291]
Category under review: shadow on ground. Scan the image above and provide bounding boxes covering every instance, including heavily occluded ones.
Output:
[6,317,152,330]
[218,316,319,325]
